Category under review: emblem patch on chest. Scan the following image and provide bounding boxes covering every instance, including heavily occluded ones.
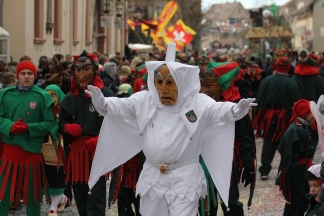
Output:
[185,110,197,123]
[29,102,36,110]
[89,104,95,112]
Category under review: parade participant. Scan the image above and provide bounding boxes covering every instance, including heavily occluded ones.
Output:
[245,56,263,98]
[0,72,17,90]
[287,50,297,67]
[0,60,57,216]
[58,50,114,216]
[199,62,256,216]
[44,84,68,216]
[65,54,72,62]
[277,99,318,216]
[132,63,148,94]
[265,47,286,76]
[100,61,118,94]
[304,164,324,216]
[196,54,209,70]
[293,49,324,102]
[86,43,257,216]
[108,83,143,216]
[42,64,71,94]
[253,57,300,180]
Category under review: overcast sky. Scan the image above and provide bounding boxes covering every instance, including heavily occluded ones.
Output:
[202,0,291,11]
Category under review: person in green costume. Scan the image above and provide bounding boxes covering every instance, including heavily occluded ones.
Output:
[44,84,68,216]
[58,50,114,216]
[198,61,256,216]
[0,60,57,216]
[277,99,318,216]
[253,57,300,180]
[293,49,324,102]
[304,164,324,216]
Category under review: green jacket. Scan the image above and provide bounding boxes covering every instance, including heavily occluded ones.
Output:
[278,122,317,193]
[305,201,324,216]
[0,85,56,153]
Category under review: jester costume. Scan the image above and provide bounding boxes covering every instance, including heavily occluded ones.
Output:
[293,49,324,102]
[265,47,295,77]
[277,100,318,216]
[58,50,114,216]
[253,57,300,178]
[0,63,57,215]
[198,62,256,216]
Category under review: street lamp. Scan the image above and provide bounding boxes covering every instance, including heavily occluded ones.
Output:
[115,0,124,18]
[103,0,113,14]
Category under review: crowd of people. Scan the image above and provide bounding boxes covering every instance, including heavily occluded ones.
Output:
[0,44,323,216]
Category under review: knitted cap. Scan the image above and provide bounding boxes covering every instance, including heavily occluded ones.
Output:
[276,57,290,73]
[16,60,37,77]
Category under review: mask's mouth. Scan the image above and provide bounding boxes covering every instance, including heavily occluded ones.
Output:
[161,96,173,100]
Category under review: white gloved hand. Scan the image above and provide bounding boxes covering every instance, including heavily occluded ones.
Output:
[84,85,106,108]
[232,98,257,116]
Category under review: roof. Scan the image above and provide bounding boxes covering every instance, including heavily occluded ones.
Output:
[245,26,294,38]
[286,0,315,17]
[203,2,245,25]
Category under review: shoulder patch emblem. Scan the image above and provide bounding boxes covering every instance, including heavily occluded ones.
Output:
[29,102,36,110]
[185,110,197,123]
[89,103,95,112]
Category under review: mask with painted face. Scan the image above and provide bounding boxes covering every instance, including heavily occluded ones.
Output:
[199,69,222,101]
[154,64,178,106]
[74,58,94,87]
[46,89,59,107]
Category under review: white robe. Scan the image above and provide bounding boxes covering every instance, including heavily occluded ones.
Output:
[89,91,247,206]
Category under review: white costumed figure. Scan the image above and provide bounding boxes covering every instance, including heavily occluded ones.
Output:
[86,44,257,216]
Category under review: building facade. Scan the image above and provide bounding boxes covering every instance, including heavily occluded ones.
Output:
[313,0,324,51]
[2,0,128,64]
[201,2,250,50]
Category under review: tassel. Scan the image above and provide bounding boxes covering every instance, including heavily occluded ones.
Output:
[15,163,23,203]
[0,160,12,201]
[23,163,30,203]
[10,162,18,201]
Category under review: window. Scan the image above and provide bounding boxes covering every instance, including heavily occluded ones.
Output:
[54,0,64,45]
[85,0,92,46]
[34,0,46,44]
[73,0,79,45]
[297,2,304,10]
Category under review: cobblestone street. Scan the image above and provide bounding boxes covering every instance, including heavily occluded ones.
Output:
[9,138,323,216]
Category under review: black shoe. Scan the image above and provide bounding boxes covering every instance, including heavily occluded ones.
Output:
[261,175,268,180]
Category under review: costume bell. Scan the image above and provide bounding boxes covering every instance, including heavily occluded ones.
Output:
[86,44,257,216]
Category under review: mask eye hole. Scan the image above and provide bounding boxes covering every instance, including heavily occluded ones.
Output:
[166,79,173,86]
[156,79,163,85]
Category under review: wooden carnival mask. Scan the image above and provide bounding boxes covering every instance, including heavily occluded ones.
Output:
[46,90,59,107]
[74,58,94,87]
[200,69,222,101]
[154,64,178,106]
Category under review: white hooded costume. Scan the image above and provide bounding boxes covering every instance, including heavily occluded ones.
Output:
[88,44,250,215]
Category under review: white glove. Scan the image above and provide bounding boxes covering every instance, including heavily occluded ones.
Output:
[232,98,257,116]
[84,85,106,108]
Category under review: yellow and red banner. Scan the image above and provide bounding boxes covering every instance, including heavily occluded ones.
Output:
[163,19,196,51]
[157,1,178,37]
[127,19,150,36]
